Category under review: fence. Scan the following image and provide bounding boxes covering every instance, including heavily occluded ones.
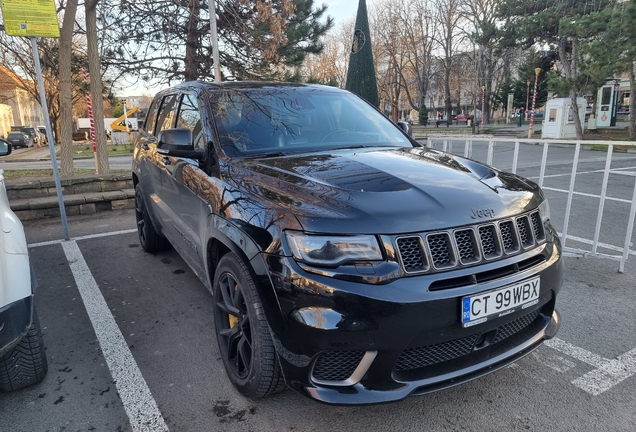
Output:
[425,136,636,273]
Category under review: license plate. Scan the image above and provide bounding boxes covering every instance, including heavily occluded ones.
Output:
[461,276,540,328]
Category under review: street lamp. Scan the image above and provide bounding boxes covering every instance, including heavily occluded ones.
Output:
[528,67,541,139]
[481,84,486,129]
[525,80,530,121]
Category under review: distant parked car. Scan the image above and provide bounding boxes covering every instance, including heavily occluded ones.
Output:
[454,113,468,121]
[37,127,48,144]
[20,127,41,145]
[585,107,593,115]
[6,131,33,148]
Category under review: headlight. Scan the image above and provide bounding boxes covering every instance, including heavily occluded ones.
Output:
[285,231,382,267]
[539,199,551,223]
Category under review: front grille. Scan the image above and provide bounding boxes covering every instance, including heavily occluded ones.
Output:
[516,216,533,247]
[479,225,499,258]
[499,220,517,253]
[395,335,479,370]
[454,230,477,263]
[427,234,453,268]
[530,212,545,242]
[493,310,541,343]
[397,237,427,272]
[394,310,542,372]
[312,351,365,382]
[395,210,546,275]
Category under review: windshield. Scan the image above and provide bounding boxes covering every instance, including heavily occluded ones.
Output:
[208,86,410,157]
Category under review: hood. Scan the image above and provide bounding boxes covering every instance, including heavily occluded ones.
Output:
[227,147,541,235]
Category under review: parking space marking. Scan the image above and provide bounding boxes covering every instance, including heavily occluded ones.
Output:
[29,228,137,248]
[545,338,636,395]
[62,240,169,432]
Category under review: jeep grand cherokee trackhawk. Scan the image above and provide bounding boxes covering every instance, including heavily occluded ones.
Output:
[132,82,562,405]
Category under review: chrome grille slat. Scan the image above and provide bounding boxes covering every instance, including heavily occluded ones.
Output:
[395,210,547,275]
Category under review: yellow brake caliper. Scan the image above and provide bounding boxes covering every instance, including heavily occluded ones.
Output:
[228,281,239,329]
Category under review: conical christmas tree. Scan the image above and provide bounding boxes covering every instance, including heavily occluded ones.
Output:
[345,0,379,107]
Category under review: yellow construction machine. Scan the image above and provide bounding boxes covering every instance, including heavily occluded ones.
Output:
[110,107,141,132]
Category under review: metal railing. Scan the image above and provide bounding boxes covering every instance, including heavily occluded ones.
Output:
[425,137,636,273]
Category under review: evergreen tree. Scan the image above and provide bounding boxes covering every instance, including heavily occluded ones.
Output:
[497,0,617,139]
[418,104,428,127]
[345,0,379,107]
[100,0,332,83]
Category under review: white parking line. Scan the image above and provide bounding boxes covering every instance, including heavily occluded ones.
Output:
[545,338,636,395]
[28,228,137,248]
[62,240,169,432]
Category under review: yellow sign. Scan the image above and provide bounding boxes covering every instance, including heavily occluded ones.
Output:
[1,0,60,38]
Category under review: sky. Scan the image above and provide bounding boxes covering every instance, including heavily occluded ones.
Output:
[323,0,358,27]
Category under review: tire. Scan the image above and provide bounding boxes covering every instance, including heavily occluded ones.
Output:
[0,308,48,392]
[134,186,170,253]
[213,252,285,399]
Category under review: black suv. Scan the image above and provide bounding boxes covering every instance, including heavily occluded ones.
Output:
[132,82,562,405]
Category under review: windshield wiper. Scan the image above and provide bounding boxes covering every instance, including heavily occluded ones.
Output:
[245,151,287,159]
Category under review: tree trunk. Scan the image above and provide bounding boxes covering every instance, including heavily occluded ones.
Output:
[184,0,200,81]
[570,91,584,140]
[86,0,110,174]
[59,0,79,177]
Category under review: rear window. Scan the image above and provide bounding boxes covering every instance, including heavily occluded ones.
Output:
[8,132,23,138]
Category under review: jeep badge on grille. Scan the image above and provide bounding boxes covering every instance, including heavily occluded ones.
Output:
[470,208,496,219]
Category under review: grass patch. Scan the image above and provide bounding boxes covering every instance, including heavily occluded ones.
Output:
[57,144,135,158]
[584,128,634,141]
[2,169,128,180]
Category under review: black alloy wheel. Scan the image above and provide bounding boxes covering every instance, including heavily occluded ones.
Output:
[134,186,169,253]
[213,252,285,398]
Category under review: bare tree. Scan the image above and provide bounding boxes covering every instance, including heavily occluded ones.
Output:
[433,0,464,121]
[462,0,501,124]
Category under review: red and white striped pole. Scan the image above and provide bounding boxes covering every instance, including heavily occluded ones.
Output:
[528,68,541,139]
[82,68,98,170]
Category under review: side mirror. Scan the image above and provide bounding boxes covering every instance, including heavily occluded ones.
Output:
[397,121,413,137]
[0,139,12,156]
[156,128,203,159]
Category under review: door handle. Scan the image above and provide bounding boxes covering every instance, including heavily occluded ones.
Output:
[162,156,171,165]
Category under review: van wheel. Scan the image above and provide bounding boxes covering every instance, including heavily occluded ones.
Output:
[213,252,285,399]
[0,308,48,392]
[134,186,169,253]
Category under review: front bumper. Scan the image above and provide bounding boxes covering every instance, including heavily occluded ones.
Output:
[261,237,563,405]
[0,295,33,357]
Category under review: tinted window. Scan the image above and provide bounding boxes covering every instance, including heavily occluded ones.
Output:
[156,94,179,132]
[209,88,409,156]
[144,98,161,134]
[176,94,204,149]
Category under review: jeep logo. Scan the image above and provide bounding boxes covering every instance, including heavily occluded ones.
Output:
[470,208,495,219]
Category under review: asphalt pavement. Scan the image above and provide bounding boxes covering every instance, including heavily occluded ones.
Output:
[0,209,633,431]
